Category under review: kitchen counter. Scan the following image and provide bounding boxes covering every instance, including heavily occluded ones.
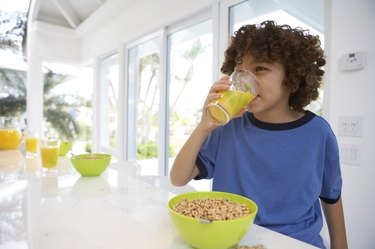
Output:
[0,150,318,249]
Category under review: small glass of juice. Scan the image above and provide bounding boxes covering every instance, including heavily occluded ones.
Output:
[205,69,259,125]
[40,139,60,172]
[25,132,39,154]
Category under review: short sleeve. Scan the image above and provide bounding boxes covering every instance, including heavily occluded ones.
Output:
[319,131,342,204]
[194,127,223,180]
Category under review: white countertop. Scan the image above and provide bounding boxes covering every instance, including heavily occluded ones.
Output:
[0,150,318,249]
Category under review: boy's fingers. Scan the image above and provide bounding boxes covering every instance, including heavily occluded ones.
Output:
[210,78,231,93]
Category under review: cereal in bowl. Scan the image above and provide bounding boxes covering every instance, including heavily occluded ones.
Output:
[172,197,250,221]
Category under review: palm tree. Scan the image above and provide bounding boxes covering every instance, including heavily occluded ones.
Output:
[137,53,159,144]
[43,69,90,139]
[0,10,27,54]
[0,68,26,116]
[0,67,88,139]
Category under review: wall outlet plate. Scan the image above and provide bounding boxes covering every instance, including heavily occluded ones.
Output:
[340,143,361,166]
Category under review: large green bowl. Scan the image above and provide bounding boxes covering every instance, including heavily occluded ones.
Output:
[168,191,258,249]
[70,153,111,177]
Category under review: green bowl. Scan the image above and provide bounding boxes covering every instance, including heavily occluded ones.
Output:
[168,191,258,249]
[70,153,111,177]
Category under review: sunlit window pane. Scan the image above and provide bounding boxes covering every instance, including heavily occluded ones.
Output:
[42,62,93,154]
[168,19,213,166]
[99,54,119,150]
[128,37,161,170]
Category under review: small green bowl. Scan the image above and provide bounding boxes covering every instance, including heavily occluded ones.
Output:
[168,191,258,249]
[70,153,111,177]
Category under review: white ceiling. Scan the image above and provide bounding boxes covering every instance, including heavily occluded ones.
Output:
[31,0,109,29]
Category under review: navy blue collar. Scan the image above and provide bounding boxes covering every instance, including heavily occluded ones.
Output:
[247,110,315,131]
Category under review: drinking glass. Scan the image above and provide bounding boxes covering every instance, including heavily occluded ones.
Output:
[40,139,60,172]
[25,132,39,154]
[205,69,259,125]
[0,116,22,150]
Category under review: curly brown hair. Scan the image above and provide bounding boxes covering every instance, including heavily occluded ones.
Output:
[221,20,326,111]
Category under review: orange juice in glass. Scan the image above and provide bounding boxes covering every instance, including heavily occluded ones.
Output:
[26,137,38,153]
[25,132,39,154]
[0,116,22,150]
[206,69,259,125]
[40,139,59,170]
[0,129,22,150]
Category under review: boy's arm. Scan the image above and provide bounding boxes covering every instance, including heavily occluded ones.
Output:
[170,76,232,186]
[169,122,213,186]
[321,196,348,249]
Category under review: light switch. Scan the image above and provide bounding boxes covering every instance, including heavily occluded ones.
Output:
[338,116,363,137]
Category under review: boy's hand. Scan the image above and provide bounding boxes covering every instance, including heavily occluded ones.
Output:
[200,76,232,129]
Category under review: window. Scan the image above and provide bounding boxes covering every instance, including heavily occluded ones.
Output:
[167,19,213,170]
[42,62,93,154]
[127,36,162,174]
[98,53,119,154]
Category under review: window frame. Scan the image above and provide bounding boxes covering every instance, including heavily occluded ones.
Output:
[95,50,120,157]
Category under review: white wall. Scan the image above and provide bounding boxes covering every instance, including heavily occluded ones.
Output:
[324,0,375,248]
[36,32,80,63]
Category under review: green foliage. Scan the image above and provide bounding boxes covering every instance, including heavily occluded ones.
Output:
[85,142,92,153]
[0,68,26,116]
[0,66,90,140]
[169,143,176,157]
[0,10,28,54]
[137,141,157,159]
[169,110,190,127]
[137,141,176,159]
[42,69,86,140]
[44,109,80,139]
[183,39,205,61]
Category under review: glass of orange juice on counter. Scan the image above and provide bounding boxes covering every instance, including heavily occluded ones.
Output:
[40,138,60,171]
[25,132,39,154]
[205,69,259,125]
[0,117,22,150]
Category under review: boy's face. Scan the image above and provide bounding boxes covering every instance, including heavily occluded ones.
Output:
[236,55,292,119]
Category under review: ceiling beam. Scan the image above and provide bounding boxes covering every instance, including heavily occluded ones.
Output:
[33,21,76,38]
[51,0,82,29]
[29,0,42,22]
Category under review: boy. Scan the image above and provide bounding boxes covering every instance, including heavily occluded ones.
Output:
[170,21,348,249]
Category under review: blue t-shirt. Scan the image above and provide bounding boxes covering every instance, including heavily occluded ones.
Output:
[195,111,342,248]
